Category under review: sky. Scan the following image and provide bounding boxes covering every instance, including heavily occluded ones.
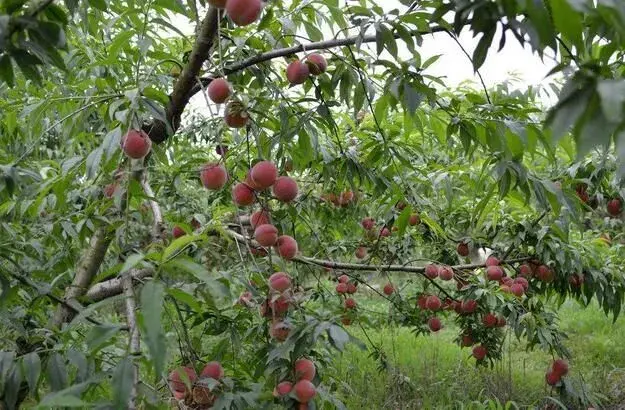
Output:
[172,1,559,113]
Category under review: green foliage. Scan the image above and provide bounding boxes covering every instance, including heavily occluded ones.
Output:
[0,0,625,409]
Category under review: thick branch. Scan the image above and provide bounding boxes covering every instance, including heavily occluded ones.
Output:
[122,272,140,409]
[145,7,220,143]
[51,227,112,327]
[86,268,153,302]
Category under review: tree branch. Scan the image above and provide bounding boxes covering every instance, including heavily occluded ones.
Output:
[147,22,447,143]
[82,228,531,304]
[51,227,113,327]
[144,7,220,143]
[122,272,140,409]
[140,175,165,241]
[85,268,153,302]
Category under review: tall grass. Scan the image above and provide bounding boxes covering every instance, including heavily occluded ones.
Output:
[328,299,625,409]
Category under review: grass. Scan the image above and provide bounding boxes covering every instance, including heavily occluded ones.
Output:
[327,295,625,409]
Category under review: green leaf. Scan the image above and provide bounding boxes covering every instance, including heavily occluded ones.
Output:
[46,353,68,391]
[472,27,496,71]
[87,0,107,11]
[0,55,15,87]
[85,324,122,352]
[112,357,134,408]
[162,233,202,261]
[596,79,625,123]
[22,352,41,395]
[140,281,167,379]
[167,288,202,312]
[395,205,412,236]
[328,324,350,350]
[121,252,144,273]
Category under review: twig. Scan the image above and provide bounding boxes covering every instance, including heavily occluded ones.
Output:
[140,174,164,241]
[122,272,140,409]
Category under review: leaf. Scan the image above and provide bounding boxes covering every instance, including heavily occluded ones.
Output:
[395,205,412,236]
[403,82,423,116]
[140,281,167,379]
[12,50,42,84]
[162,234,201,261]
[165,258,230,299]
[0,55,15,87]
[167,288,202,312]
[87,0,107,11]
[596,79,625,123]
[22,352,41,394]
[472,27,496,71]
[328,325,350,351]
[549,0,583,48]
[112,357,134,409]
[85,146,103,180]
[121,252,144,274]
[46,353,68,391]
[85,324,122,352]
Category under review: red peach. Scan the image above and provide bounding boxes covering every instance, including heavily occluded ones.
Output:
[305,53,327,75]
[121,129,151,159]
[355,246,367,259]
[486,266,503,281]
[273,176,299,202]
[250,209,271,228]
[270,321,291,341]
[169,366,198,392]
[346,283,357,294]
[207,78,231,103]
[336,282,348,294]
[519,264,533,277]
[275,235,298,260]
[226,0,262,26]
[485,256,500,266]
[535,265,553,281]
[457,242,469,256]
[344,297,357,309]
[428,317,442,332]
[361,217,375,230]
[379,227,391,237]
[273,381,293,397]
[482,313,498,328]
[409,213,420,226]
[254,224,278,246]
[338,274,349,284]
[200,163,228,190]
[172,226,185,238]
[250,161,278,189]
[510,283,524,297]
[232,183,255,206]
[472,345,487,360]
[439,266,454,281]
[293,379,316,402]
[514,277,529,291]
[224,103,249,128]
[200,361,224,380]
[294,358,316,381]
[425,264,439,279]
[425,295,442,311]
[607,198,622,216]
[286,60,310,85]
[545,370,561,386]
[383,283,394,295]
[552,359,569,376]
[269,272,292,292]
[461,299,477,313]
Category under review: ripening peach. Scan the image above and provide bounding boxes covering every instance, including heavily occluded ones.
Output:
[425,264,439,279]
[224,102,249,128]
[269,272,292,292]
[207,78,231,103]
[254,224,279,246]
[438,266,454,280]
[344,297,357,309]
[232,183,255,206]
[173,226,185,239]
[250,160,278,189]
[250,209,271,228]
[294,358,316,381]
[361,217,375,230]
[293,379,316,402]
[286,60,310,85]
[485,256,500,266]
[273,176,298,202]
[121,129,151,159]
[305,53,327,75]
[200,361,224,380]
[355,246,367,259]
[486,266,503,281]
[200,163,228,190]
[457,242,469,256]
[226,0,262,26]
[383,283,394,295]
[169,366,198,392]
[275,235,298,260]
[428,317,442,332]
[425,295,441,311]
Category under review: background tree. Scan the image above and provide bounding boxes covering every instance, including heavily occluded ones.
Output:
[0,0,624,408]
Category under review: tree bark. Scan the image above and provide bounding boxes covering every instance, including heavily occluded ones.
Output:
[51,227,113,327]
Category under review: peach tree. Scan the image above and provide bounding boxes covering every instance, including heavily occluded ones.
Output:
[0,0,624,408]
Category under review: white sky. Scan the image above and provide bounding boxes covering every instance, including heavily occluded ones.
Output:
[172,1,559,113]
